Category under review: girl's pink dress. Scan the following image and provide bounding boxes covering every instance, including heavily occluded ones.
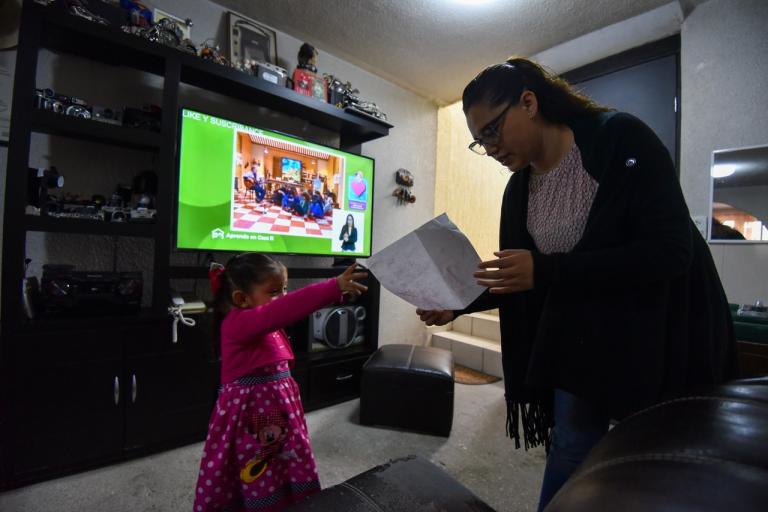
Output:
[193,279,342,512]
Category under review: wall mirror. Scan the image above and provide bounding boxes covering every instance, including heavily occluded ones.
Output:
[709,144,768,242]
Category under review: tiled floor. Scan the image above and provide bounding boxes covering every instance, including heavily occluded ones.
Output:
[0,381,546,512]
[231,193,334,237]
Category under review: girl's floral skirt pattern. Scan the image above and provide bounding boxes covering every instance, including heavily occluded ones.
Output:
[193,361,320,511]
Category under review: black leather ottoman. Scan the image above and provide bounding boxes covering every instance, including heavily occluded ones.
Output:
[284,455,496,511]
[360,344,454,436]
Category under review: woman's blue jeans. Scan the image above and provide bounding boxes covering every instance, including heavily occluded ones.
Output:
[536,389,610,512]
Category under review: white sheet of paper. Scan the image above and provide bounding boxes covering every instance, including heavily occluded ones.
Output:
[366,213,486,310]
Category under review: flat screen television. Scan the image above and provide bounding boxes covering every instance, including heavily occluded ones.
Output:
[176,108,375,256]
[281,157,302,182]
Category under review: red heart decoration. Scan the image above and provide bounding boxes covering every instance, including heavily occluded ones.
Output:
[351,178,366,197]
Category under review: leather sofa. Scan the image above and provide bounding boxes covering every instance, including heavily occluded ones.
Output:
[287,377,768,511]
[284,455,494,512]
[546,376,768,511]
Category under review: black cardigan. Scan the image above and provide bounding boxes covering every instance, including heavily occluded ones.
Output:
[457,112,738,449]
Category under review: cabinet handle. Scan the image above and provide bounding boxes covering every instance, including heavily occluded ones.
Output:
[335,373,354,382]
[114,376,120,405]
[131,374,138,403]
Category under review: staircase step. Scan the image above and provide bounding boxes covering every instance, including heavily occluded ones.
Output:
[431,331,503,378]
[424,323,452,345]
[451,312,501,343]
[452,314,472,335]
[468,312,501,343]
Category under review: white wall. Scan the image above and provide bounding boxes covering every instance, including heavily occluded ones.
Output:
[0,0,438,345]
[680,0,768,305]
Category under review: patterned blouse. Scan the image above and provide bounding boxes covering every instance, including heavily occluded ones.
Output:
[527,144,598,254]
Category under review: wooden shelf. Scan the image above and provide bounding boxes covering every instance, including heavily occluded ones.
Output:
[301,344,374,364]
[31,2,392,146]
[36,3,167,77]
[178,54,392,144]
[31,109,161,150]
[1,3,385,488]
[13,308,167,333]
[25,215,158,237]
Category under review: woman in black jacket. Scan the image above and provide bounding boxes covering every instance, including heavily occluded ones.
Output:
[339,213,358,251]
[417,57,738,511]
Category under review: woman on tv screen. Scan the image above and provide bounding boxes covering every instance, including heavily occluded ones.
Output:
[339,214,357,251]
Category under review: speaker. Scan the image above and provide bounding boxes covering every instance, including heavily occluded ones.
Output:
[40,265,142,316]
[311,305,366,349]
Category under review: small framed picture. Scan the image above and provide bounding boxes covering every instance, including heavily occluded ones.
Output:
[154,8,191,40]
[227,11,278,67]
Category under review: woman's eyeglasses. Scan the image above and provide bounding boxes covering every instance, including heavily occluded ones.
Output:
[468,103,513,155]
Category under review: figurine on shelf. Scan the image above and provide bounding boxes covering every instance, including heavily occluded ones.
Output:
[63,0,110,25]
[325,73,353,108]
[323,73,388,122]
[120,0,152,28]
[122,16,197,55]
[392,168,415,205]
[292,43,327,102]
[200,39,230,66]
[347,97,388,122]
[253,61,289,87]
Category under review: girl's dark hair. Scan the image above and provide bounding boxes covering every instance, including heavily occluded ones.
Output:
[211,253,285,357]
[346,214,355,227]
[462,57,611,123]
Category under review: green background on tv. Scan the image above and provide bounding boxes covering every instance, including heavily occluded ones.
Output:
[176,109,374,256]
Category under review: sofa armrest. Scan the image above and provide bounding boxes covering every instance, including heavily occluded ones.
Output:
[285,455,496,512]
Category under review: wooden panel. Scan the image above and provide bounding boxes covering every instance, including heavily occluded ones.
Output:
[124,321,217,449]
[307,356,370,409]
[435,103,510,262]
[30,109,161,150]
[124,352,216,450]
[8,331,124,476]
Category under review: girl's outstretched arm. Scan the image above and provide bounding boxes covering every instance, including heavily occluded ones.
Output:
[227,279,342,338]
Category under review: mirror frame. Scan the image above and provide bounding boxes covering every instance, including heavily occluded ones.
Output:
[708,143,768,244]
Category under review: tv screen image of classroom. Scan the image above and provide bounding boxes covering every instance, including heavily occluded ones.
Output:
[176,109,374,256]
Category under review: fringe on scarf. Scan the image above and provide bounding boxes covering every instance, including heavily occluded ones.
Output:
[505,396,553,453]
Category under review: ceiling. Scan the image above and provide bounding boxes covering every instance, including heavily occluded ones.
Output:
[714,145,768,188]
[212,0,699,104]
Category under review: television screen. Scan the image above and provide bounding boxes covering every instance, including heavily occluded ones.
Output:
[281,157,301,182]
[176,108,374,256]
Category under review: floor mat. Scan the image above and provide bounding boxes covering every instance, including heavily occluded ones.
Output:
[454,364,501,385]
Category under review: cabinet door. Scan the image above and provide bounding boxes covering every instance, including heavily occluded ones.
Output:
[124,323,218,450]
[8,330,124,476]
[307,355,370,410]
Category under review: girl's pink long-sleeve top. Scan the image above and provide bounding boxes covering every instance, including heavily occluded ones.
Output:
[219,278,342,383]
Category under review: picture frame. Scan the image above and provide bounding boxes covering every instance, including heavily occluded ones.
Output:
[154,8,191,40]
[227,11,278,68]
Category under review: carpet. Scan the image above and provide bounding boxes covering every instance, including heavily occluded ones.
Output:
[454,364,501,385]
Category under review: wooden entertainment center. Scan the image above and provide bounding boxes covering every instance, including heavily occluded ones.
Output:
[0,1,390,489]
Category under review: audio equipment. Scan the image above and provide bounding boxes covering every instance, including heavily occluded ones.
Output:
[311,305,365,349]
[40,265,142,316]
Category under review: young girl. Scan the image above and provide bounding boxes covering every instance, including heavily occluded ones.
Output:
[194,254,367,512]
